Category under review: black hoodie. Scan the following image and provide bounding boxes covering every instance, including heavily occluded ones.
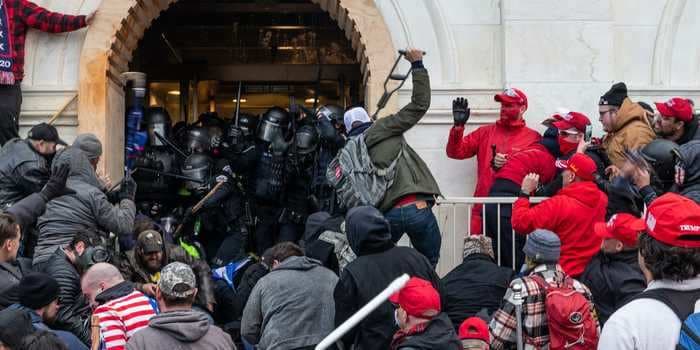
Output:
[334,206,442,350]
[393,313,461,350]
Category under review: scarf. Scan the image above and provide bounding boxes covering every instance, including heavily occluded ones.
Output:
[0,0,14,85]
[390,321,429,349]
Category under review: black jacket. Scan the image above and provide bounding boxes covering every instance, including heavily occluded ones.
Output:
[579,249,646,324]
[6,193,47,233]
[441,254,514,329]
[394,313,461,350]
[334,207,442,350]
[678,117,700,146]
[39,248,91,345]
[0,139,49,208]
[680,141,700,204]
[0,258,32,308]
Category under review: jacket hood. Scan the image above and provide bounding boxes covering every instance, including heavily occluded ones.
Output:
[540,126,561,157]
[613,98,649,132]
[52,147,102,188]
[148,310,210,342]
[348,122,373,138]
[345,206,393,256]
[560,181,607,210]
[303,212,332,244]
[95,281,135,304]
[397,313,460,349]
[602,248,639,265]
[679,117,700,145]
[273,255,323,272]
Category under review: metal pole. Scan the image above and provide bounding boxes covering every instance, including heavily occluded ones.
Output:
[315,274,410,350]
[512,282,524,350]
[234,81,242,126]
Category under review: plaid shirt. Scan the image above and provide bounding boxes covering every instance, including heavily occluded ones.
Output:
[4,0,86,82]
[489,264,598,350]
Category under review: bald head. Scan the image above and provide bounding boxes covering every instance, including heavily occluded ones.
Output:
[81,263,124,308]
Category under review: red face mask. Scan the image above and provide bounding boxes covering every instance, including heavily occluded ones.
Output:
[558,135,578,155]
[500,104,522,120]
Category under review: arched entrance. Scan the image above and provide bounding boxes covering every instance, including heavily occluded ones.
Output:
[78,0,396,179]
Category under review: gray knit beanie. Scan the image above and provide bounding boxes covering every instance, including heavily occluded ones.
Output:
[523,229,561,264]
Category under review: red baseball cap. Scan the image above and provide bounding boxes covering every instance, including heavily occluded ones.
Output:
[553,111,591,133]
[495,88,528,108]
[389,277,441,318]
[645,193,700,248]
[558,153,597,181]
[459,317,490,343]
[594,213,646,247]
[655,97,694,123]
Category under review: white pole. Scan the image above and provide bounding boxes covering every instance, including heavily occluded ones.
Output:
[315,274,411,350]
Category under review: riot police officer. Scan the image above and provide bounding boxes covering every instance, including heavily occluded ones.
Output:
[311,104,346,213]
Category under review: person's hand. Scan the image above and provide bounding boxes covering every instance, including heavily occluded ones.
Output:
[576,138,589,154]
[85,10,97,25]
[521,173,540,194]
[632,167,651,188]
[118,174,137,201]
[40,163,75,201]
[141,283,157,297]
[403,48,424,63]
[270,131,291,157]
[493,153,508,169]
[676,165,686,186]
[605,165,621,180]
[452,97,470,126]
[207,302,215,313]
[215,174,229,183]
[97,169,113,190]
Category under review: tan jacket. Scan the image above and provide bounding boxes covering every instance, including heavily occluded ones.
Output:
[602,98,656,168]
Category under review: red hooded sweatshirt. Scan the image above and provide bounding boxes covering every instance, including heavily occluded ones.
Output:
[446,119,540,233]
[511,181,608,277]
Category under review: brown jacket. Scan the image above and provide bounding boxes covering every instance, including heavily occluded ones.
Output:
[602,98,655,168]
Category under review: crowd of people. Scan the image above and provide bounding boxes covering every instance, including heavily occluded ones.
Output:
[0,4,699,348]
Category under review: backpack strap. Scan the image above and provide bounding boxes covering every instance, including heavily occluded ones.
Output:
[632,288,700,321]
[681,322,700,349]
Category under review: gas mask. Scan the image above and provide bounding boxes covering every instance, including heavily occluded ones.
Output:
[75,246,111,274]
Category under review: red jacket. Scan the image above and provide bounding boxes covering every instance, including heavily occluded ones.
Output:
[5,0,87,82]
[512,181,608,277]
[493,143,557,188]
[446,119,540,198]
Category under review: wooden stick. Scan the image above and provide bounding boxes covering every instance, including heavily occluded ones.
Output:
[47,93,78,125]
[173,181,226,237]
[90,315,101,350]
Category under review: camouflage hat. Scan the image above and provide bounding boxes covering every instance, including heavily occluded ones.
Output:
[158,262,197,298]
[137,230,163,254]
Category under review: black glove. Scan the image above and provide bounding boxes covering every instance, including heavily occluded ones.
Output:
[452,97,470,126]
[271,131,291,157]
[39,163,75,201]
[117,174,137,201]
[182,207,194,225]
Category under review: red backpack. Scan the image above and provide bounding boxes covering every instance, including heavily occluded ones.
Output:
[530,275,599,350]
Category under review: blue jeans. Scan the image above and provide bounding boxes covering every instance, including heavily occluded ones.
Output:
[385,203,441,266]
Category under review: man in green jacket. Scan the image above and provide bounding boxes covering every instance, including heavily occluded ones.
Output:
[348,48,442,266]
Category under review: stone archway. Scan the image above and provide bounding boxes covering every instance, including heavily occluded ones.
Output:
[78,0,397,179]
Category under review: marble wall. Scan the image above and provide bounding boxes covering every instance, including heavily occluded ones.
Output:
[19,0,700,197]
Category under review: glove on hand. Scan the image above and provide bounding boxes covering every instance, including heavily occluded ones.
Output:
[452,97,470,126]
[271,131,291,157]
[40,163,75,201]
[118,174,137,201]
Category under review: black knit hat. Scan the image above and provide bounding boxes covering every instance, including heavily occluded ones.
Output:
[599,82,628,107]
[19,272,60,309]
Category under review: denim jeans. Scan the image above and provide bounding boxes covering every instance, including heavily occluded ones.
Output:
[385,203,441,266]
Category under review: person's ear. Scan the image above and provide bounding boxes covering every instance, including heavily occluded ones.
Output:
[155,286,162,300]
[76,241,86,255]
[616,241,624,253]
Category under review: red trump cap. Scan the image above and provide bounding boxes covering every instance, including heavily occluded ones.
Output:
[389,277,441,318]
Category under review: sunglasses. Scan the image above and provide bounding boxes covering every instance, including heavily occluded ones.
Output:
[558,130,581,137]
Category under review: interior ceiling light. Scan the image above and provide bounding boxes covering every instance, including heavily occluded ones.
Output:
[167,90,181,96]
[232,98,248,103]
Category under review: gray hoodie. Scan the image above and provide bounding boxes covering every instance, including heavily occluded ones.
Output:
[241,255,338,350]
[126,310,234,350]
[34,147,135,266]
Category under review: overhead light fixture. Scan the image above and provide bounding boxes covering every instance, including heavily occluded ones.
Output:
[305,98,318,104]
[167,90,181,96]
[232,98,248,103]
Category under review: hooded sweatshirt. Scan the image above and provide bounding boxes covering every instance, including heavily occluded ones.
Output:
[335,206,442,350]
[125,310,234,350]
[241,256,338,350]
[511,181,608,276]
[392,313,461,350]
[679,141,700,204]
[446,118,540,233]
[34,148,135,266]
[602,98,655,168]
